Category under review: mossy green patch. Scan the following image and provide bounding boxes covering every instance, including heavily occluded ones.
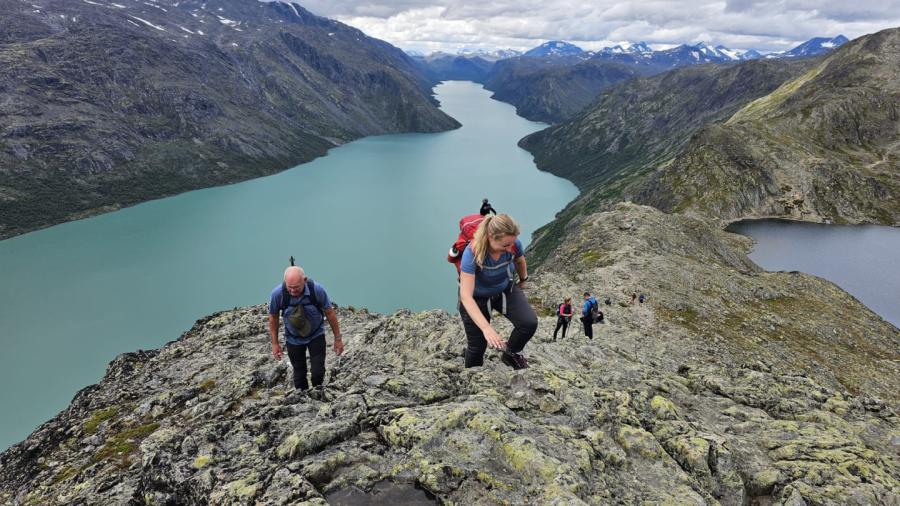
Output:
[665,436,711,476]
[276,433,302,459]
[224,475,259,499]
[83,406,119,435]
[51,465,79,485]
[500,437,560,481]
[650,395,678,420]
[193,455,212,469]
[615,425,663,459]
[91,422,160,467]
[580,249,606,265]
[465,412,507,441]
[749,468,782,495]
[475,470,513,491]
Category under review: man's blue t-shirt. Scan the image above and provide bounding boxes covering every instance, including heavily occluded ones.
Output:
[460,239,523,298]
[269,281,332,345]
[582,297,597,317]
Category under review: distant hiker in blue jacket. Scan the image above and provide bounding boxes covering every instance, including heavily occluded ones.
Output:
[582,292,599,339]
[268,265,344,391]
[458,214,536,369]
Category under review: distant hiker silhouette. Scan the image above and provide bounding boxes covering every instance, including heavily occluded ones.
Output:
[582,292,599,339]
[553,297,574,340]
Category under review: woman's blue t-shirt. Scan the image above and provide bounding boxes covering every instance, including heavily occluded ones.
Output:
[460,239,523,297]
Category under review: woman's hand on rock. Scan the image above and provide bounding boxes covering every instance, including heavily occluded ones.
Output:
[483,326,506,349]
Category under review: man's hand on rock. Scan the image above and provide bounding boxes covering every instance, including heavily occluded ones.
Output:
[333,338,344,356]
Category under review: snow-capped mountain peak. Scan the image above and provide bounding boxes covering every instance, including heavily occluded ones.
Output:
[627,41,653,53]
[523,40,585,57]
[780,35,849,58]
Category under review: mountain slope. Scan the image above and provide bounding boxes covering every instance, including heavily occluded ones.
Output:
[519,58,812,189]
[0,0,459,239]
[517,58,812,264]
[483,57,644,123]
[1,203,897,505]
[411,54,495,83]
[636,28,900,224]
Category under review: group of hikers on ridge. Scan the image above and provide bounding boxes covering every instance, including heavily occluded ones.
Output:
[553,292,604,340]
[555,291,646,340]
[554,290,647,341]
[266,199,640,391]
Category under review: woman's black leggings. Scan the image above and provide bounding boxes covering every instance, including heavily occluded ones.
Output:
[286,336,326,390]
[553,316,570,339]
[458,285,538,368]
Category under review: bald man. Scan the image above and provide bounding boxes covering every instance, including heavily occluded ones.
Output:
[268,266,344,391]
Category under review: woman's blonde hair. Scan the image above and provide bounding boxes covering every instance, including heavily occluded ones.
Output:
[471,213,520,268]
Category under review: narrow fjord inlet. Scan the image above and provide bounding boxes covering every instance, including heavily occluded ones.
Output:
[0,81,577,451]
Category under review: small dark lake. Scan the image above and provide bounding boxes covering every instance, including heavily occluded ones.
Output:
[728,219,900,328]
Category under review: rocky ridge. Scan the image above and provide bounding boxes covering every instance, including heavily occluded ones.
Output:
[1,203,897,505]
[0,0,459,240]
[635,28,900,225]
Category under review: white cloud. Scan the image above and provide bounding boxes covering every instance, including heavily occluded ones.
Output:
[294,0,900,53]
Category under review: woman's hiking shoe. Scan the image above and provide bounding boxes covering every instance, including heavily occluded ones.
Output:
[501,351,529,370]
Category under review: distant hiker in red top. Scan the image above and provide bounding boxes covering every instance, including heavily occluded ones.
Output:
[553,297,574,340]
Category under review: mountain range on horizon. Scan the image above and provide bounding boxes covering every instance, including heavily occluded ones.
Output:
[412,35,849,64]
[413,34,850,124]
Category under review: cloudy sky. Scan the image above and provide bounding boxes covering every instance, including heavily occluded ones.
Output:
[296,0,900,53]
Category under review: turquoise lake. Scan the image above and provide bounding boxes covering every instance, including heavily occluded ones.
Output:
[0,81,578,450]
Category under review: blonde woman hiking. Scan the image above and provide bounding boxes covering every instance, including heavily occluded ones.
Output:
[458,214,537,369]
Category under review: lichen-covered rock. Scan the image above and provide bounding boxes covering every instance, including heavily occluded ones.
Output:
[1,204,897,505]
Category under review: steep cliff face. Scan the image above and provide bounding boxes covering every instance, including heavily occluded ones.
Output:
[0,0,459,240]
[484,58,643,123]
[1,204,897,505]
[519,59,813,192]
[412,54,495,83]
[635,28,900,225]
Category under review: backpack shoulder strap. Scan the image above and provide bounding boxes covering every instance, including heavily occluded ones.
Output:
[280,282,290,312]
[306,279,324,313]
